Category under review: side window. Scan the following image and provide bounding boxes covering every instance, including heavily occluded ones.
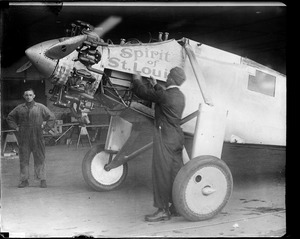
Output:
[248,70,276,97]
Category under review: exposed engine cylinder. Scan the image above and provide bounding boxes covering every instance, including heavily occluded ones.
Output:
[78,40,101,66]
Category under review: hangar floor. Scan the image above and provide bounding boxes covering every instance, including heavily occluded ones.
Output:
[1,132,286,237]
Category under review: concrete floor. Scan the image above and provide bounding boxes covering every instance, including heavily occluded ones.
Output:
[1,133,286,237]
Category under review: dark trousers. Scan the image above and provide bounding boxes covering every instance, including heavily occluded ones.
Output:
[18,127,46,181]
[152,126,184,210]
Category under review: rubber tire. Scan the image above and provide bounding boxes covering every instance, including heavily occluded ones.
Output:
[82,144,128,191]
[172,155,233,221]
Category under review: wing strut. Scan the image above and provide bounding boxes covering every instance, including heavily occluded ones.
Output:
[178,38,214,106]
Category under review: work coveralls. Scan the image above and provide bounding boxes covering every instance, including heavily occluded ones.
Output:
[6,101,55,182]
[132,80,185,210]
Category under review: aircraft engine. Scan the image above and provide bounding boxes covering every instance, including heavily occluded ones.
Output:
[66,20,103,66]
[48,67,96,117]
[77,40,102,66]
[66,20,94,37]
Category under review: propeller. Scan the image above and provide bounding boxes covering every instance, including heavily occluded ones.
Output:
[45,16,122,60]
[45,35,87,59]
[93,16,122,38]
[16,61,32,73]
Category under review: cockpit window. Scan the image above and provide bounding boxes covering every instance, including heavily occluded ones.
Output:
[248,70,276,97]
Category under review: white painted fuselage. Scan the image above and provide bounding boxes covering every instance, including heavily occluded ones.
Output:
[25,37,286,146]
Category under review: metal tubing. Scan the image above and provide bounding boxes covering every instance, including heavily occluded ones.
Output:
[158,32,163,42]
[123,142,153,160]
[87,65,104,75]
[104,125,137,171]
[164,32,169,41]
[54,124,77,143]
[105,109,201,170]
[180,110,199,125]
[105,141,153,171]
[180,38,214,106]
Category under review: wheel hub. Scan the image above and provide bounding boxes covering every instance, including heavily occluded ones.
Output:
[91,152,124,185]
[185,166,227,214]
[202,186,216,195]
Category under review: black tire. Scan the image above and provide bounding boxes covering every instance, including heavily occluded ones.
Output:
[172,155,233,221]
[82,144,128,191]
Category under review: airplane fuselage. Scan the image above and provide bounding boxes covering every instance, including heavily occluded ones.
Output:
[25,37,286,146]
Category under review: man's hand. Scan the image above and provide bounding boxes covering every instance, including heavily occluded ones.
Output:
[133,71,142,82]
[132,72,157,87]
[41,124,50,133]
[149,76,157,87]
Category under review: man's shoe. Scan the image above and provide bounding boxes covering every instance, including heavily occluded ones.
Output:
[40,180,47,188]
[145,208,170,222]
[18,180,29,188]
[169,204,180,217]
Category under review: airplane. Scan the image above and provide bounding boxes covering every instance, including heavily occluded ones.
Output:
[16,16,286,222]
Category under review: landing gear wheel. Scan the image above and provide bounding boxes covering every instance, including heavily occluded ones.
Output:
[82,144,128,191]
[172,155,233,221]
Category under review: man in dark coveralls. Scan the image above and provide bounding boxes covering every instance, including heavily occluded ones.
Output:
[132,67,186,222]
[7,89,55,188]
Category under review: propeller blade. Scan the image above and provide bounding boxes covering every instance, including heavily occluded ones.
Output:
[44,16,121,59]
[93,16,122,38]
[45,35,87,59]
[16,61,32,73]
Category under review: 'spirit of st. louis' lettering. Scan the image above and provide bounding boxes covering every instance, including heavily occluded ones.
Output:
[119,48,171,62]
[106,46,173,79]
[108,57,169,79]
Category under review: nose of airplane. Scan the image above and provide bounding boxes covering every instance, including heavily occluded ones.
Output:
[25,39,59,78]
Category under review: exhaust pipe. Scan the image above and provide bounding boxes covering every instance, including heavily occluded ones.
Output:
[158,32,163,42]
[164,32,169,41]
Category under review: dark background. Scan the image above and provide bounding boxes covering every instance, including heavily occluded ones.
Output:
[1,2,286,74]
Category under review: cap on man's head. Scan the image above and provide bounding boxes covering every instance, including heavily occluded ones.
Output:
[169,67,186,86]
